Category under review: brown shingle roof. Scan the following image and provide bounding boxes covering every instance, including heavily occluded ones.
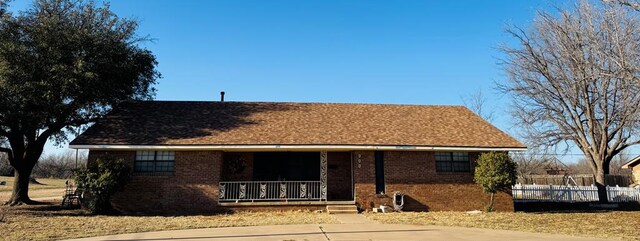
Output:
[70,101,525,148]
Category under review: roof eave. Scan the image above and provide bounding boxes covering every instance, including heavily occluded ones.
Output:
[622,155,640,169]
[69,144,527,152]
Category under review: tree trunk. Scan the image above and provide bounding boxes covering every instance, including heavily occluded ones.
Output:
[5,163,37,206]
[595,167,608,203]
[488,192,495,212]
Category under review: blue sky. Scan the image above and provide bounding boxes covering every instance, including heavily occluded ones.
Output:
[10,0,596,161]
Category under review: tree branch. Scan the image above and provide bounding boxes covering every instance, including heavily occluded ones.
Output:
[604,0,640,11]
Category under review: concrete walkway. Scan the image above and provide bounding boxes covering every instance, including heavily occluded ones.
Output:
[65,223,612,241]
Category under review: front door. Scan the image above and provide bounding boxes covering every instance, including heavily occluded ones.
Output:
[327,152,353,200]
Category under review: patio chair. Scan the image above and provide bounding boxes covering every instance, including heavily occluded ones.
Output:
[61,180,83,208]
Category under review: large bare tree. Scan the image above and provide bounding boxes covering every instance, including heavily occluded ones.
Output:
[500,1,640,201]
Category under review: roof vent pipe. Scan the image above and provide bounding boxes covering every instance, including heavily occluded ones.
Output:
[220,91,225,102]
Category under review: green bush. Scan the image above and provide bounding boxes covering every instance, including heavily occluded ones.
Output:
[474,152,517,212]
[74,158,131,214]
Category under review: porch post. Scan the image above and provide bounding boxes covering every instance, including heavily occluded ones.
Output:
[320,151,328,201]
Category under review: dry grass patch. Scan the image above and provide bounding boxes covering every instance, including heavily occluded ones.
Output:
[366,211,640,240]
[0,203,336,241]
[0,177,68,202]
[0,176,67,192]
[0,188,66,201]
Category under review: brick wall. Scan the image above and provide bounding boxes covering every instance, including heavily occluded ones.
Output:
[353,151,376,209]
[88,150,222,214]
[89,149,513,213]
[353,150,514,212]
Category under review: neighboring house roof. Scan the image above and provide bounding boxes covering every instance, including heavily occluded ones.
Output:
[69,101,526,150]
[622,156,640,169]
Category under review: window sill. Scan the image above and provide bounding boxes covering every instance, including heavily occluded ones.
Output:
[133,173,175,177]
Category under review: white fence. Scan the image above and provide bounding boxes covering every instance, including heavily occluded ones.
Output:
[512,184,599,202]
[513,184,640,203]
[607,186,640,202]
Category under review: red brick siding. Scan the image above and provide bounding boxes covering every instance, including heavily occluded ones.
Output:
[89,150,513,213]
[353,151,513,211]
[353,151,376,209]
[88,150,222,214]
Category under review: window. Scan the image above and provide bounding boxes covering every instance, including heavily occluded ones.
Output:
[135,151,175,174]
[435,152,470,172]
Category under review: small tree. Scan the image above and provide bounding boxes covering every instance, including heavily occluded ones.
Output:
[474,152,517,212]
[74,158,131,214]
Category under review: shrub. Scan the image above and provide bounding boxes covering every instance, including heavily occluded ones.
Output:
[74,158,131,214]
[474,152,518,212]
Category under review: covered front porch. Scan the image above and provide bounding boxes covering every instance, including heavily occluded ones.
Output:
[219,151,353,204]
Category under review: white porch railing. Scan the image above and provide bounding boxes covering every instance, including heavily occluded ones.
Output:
[607,185,640,202]
[512,184,599,202]
[219,181,323,202]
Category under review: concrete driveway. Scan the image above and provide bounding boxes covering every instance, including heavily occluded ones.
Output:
[65,223,611,241]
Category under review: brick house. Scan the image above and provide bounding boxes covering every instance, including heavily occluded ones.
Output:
[622,157,640,186]
[70,101,526,213]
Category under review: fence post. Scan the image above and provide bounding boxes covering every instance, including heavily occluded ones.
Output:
[568,186,573,202]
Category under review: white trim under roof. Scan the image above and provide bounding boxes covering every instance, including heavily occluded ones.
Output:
[622,155,640,169]
[69,144,527,152]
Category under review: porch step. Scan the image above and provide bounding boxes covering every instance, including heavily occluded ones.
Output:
[326,205,358,214]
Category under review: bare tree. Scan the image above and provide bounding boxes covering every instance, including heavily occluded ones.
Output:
[566,158,595,175]
[462,89,495,122]
[33,151,86,178]
[500,1,640,201]
[604,0,640,11]
[511,151,553,176]
[610,150,632,175]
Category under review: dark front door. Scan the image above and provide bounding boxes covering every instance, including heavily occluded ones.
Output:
[327,152,353,201]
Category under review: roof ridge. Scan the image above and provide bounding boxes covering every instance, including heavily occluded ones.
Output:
[130,100,467,108]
